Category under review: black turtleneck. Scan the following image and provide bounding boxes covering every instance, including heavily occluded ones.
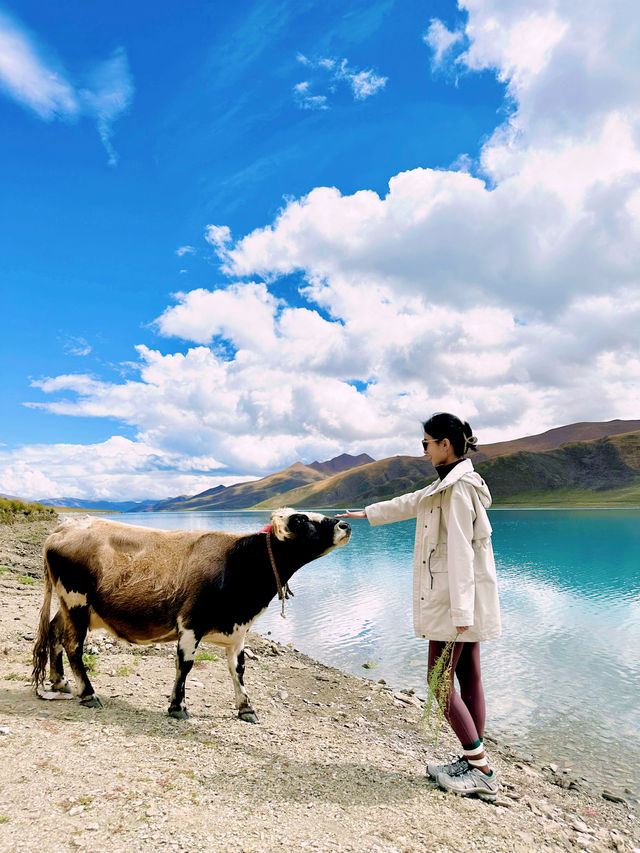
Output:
[435,458,464,481]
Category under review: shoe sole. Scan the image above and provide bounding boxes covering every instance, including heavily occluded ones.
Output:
[437,778,498,801]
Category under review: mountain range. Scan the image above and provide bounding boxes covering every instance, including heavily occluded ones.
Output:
[126,418,640,511]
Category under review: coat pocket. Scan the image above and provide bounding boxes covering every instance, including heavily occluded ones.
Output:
[427,544,448,591]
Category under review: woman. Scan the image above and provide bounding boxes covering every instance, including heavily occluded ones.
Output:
[337,413,501,801]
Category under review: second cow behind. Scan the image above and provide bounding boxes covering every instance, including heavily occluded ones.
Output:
[32,509,351,722]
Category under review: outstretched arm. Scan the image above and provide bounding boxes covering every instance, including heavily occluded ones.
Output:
[335,509,367,519]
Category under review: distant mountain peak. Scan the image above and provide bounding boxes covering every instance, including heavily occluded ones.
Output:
[308,453,375,476]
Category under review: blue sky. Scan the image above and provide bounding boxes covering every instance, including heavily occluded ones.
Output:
[1,0,639,500]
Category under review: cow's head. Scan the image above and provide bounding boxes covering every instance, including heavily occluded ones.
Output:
[270,508,351,556]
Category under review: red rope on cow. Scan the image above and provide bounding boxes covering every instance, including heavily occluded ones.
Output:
[263,530,293,619]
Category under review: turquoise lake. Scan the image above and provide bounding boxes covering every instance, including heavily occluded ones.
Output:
[101,508,640,798]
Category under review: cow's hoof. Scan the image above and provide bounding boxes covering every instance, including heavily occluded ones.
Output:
[52,681,73,694]
[238,709,258,724]
[168,708,189,720]
[80,695,103,708]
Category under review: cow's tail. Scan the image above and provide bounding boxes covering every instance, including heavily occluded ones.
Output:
[31,558,53,689]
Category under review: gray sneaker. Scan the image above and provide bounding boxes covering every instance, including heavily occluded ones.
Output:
[436,766,499,801]
[426,756,469,780]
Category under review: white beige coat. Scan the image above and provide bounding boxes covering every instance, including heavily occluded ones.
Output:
[365,459,501,642]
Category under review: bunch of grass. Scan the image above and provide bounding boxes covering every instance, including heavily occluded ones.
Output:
[0,497,55,525]
[423,634,460,745]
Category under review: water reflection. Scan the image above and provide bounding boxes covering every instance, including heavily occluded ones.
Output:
[101,509,640,794]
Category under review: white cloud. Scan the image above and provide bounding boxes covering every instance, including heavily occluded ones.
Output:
[293,53,387,110]
[175,245,195,256]
[334,59,387,100]
[79,47,133,166]
[0,12,133,164]
[0,436,255,502]
[424,19,464,68]
[61,335,92,357]
[293,80,329,111]
[154,283,281,349]
[204,224,232,249]
[0,11,78,119]
[5,0,640,501]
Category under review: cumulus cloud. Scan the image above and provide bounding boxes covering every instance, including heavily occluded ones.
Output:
[0,11,133,164]
[293,53,387,110]
[204,224,232,249]
[5,0,640,501]
[175,245,195,256]
[0,436,255,502]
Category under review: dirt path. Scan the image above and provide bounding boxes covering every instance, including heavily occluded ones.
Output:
[0,516,638,853]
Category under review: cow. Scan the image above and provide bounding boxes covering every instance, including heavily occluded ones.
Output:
[32,509,350,722]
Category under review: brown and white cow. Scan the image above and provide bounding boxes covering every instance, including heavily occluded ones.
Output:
[32,509,350,722]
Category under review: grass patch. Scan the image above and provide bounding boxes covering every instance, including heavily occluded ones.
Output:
[82,652,99,674]
[115,665,134,677]
[0,497,56,525]
[4,673,20,681]
[0,816,9,824]
[0,566,11,576]
[17,575,35,585]
[195,650,218,662]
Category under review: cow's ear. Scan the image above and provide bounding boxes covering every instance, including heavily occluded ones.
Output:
[270,508,295,541]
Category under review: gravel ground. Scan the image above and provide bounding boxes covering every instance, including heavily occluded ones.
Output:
[0,515,638,853]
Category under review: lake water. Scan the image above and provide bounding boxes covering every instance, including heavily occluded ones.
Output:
[101,508,640,798]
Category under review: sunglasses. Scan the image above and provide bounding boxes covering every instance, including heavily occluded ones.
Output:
[421,438,441,451]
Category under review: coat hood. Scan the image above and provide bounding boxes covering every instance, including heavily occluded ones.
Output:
[427,458,492,508]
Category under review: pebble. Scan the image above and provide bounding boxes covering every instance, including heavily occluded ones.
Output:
[602,790,626,804]
[0,726,11,735]
[68,805,85,816]
[275,689,288,701]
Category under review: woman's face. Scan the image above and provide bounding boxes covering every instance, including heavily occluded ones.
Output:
[423,432,451,466]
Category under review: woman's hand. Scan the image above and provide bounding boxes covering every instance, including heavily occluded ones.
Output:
[455,625,470,633]
[335,509,367,519]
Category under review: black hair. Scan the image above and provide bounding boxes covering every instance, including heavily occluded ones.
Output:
[422,412,478,457]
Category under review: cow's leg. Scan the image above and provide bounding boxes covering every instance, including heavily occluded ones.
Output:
[62,602,102,708]
[227,641,257,723]
[168,626,199,719]
[49,609,71,693]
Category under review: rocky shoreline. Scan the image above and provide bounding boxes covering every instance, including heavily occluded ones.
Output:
[0,515,638,853]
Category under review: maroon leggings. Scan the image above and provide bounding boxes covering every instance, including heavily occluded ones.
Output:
[428,640,486,749]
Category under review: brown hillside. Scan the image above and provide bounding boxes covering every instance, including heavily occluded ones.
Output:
[154,462,327,511]
[474,419,640,461]
[252,455,432,509]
